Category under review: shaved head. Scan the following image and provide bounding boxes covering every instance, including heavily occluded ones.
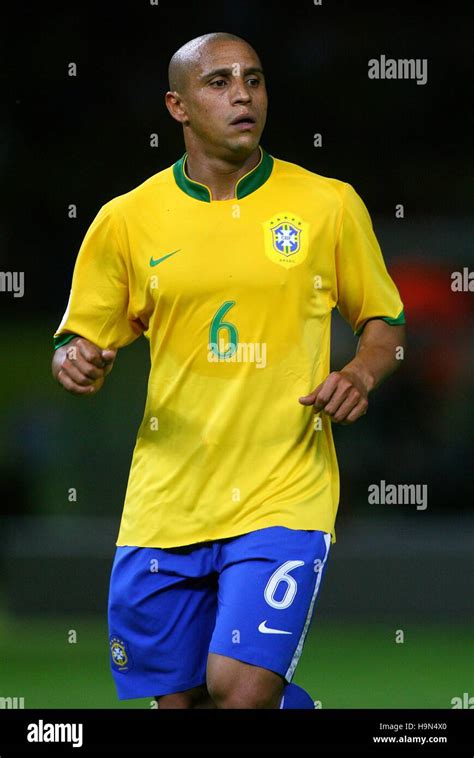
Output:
[165,31,267,163]
[168,32,257,93]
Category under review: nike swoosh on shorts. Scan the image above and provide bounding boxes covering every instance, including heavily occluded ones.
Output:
[258,620,292,635]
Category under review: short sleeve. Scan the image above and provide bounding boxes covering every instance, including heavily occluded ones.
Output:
[54,203,143,349]
[335,183,405,335]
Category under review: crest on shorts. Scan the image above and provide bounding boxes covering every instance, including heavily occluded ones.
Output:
[110,636,132,673]
[263,212,309,268]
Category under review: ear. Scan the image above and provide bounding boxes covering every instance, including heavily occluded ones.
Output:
[165,91,188,125]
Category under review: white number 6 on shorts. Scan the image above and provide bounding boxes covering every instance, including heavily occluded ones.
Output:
[264,560,305,609]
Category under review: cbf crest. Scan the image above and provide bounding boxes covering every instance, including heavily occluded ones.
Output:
[263,212,309,268]
[110,635,132,673]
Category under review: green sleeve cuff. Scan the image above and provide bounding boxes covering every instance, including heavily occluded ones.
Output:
[355,309,405,336]
[53,333,79,350]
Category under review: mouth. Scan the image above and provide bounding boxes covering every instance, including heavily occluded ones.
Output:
[230,113,257,129]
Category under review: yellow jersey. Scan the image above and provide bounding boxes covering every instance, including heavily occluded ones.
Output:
[54,146,404,548]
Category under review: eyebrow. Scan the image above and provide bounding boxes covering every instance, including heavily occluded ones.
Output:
[200,66,265,81]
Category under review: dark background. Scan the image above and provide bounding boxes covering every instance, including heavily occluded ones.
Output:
[0,1,472,709]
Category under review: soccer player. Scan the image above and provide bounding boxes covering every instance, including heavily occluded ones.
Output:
[52,32,405,709]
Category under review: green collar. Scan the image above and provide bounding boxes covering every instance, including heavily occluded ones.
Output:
[172,145,274,202]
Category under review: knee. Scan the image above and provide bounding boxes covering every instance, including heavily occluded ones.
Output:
[156,686,208,709]
[156,692,194,709]
[207,679,281,709]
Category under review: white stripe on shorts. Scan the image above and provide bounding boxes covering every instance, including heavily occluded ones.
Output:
[285,531,331,682]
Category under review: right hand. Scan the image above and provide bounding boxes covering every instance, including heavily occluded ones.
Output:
[52,336,117,396]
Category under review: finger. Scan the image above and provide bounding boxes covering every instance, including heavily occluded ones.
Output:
[323,381,354,417]
[58,368,95,395]
[69,356,104,381]
[65,342,105,377]
[313,373,343,411]
[102,349,117,377]
[61,358,104,387]
[344,400,369,424]
[298,387,320,405]
[331,390,362,423]
[101,349,117,364]
[75,340,107,368]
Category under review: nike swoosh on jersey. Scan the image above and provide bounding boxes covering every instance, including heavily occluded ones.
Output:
[258,620,292,635]
[149,250,180,267]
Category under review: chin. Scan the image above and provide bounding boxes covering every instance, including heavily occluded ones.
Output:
[227,135,260,156]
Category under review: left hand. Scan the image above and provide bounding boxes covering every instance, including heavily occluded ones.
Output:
[298,370,369,424]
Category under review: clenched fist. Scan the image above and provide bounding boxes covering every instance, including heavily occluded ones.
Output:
[52,336,116,396]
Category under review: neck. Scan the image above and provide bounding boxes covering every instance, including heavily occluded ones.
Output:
[184,146,261,201]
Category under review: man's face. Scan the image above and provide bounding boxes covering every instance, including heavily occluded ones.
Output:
[175,41,268,158]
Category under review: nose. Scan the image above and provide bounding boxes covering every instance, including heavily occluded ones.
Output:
[229,78,252,104]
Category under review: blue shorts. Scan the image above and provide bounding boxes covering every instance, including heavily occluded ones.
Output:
[108,526,331,699]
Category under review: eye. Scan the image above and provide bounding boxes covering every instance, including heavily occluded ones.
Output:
[210,79,227,87]
[247,78,260,86]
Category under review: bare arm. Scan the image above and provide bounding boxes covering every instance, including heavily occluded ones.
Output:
[299,319,406,424]
[52,336,117,396]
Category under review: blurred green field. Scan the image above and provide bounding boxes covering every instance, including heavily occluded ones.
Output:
[1,614,472,709]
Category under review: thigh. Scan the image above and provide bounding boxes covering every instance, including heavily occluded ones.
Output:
[209,527,331,683]
[108,544,217,700]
